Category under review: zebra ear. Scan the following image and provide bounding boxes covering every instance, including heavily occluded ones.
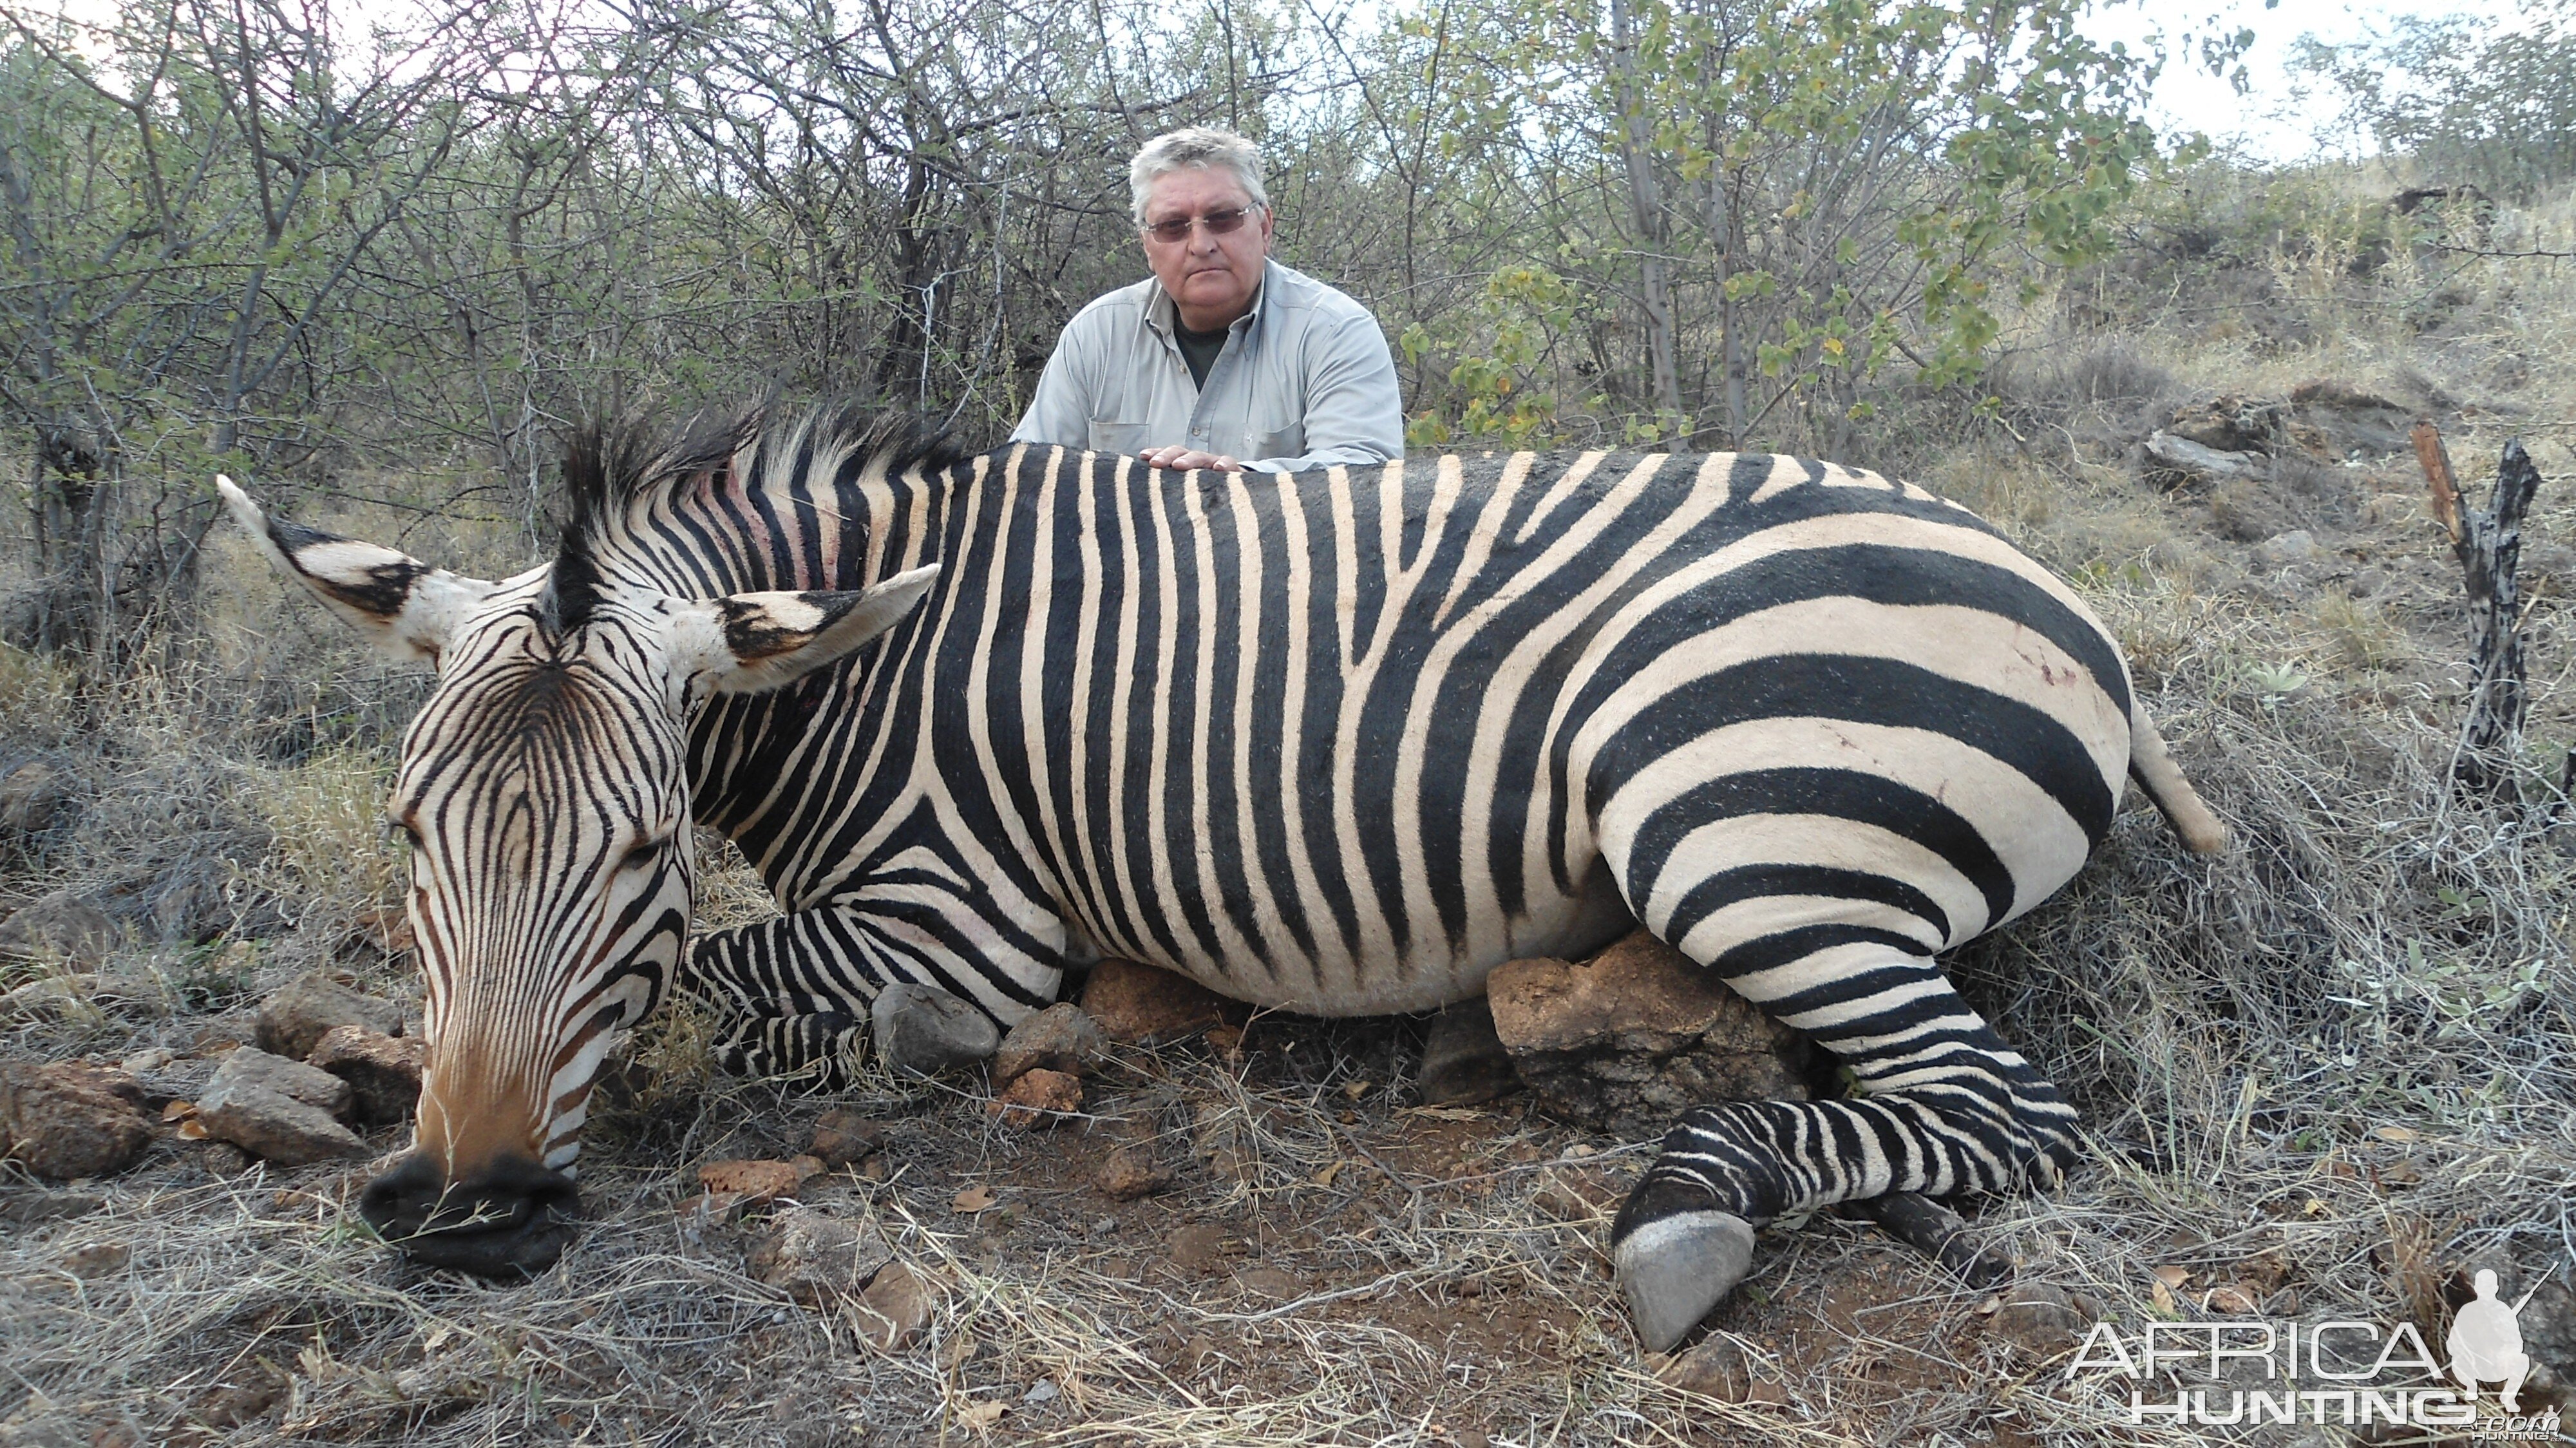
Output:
[682,564,940,696]
[216,475,494,663]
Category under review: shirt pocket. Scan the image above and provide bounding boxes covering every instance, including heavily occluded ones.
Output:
[1250,425,1305,464]
[1087,421,1153,456]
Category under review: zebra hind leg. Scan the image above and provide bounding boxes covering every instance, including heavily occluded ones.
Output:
[1610,940,2079,1352]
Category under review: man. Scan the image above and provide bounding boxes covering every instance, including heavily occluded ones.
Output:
[1010,127,1403,474]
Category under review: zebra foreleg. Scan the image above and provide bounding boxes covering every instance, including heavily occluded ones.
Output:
[1609,946,2078,1351]
[677,915,882,1085]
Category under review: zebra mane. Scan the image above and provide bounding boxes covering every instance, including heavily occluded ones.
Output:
[546,402,968,630]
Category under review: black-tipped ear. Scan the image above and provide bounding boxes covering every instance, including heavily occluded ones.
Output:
[216,475,494,662]
[672,564,940,695]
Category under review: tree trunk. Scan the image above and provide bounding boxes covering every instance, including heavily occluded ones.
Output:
[1609,0,1681,439]
[2416,424,2544,799]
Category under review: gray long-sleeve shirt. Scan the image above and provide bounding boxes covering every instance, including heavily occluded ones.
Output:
[1009,259,1405,474]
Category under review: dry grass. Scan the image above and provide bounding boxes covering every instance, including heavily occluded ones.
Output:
[6,171,2576,1447]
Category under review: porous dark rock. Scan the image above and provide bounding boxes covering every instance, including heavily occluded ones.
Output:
[254,973,404,1063]
[990,1003,1106,1086]
[1487,931,1809,1136]
[193,1048,368,1166]
[808,1107,889,1168]
[1419,996,1519,1105]
[0,1060,152,1179]
[306,1025,425,1125]
[0,890,120,967]
[870,982,999,1074]
[1078,958,1234,1043]
[748,1207,895,1306]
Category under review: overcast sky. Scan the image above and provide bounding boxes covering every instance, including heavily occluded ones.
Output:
[2085,0,2526,162]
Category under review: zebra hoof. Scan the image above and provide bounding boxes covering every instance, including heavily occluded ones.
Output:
[1615,1210,1756,1353]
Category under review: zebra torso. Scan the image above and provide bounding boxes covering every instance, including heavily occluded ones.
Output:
[626,436,2136,1023]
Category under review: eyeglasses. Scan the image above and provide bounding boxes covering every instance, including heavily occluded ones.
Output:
[1139,205,1259,244]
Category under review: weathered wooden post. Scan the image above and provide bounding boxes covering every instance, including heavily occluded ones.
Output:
[2414,424,2545,798]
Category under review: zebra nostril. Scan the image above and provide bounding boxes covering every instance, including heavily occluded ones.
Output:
[358,1152,582,1277]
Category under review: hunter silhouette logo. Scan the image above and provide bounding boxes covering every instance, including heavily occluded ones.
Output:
[2448,1270,2537,1413]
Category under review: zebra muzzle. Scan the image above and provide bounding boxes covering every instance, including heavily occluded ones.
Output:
[358,1151,582,1277]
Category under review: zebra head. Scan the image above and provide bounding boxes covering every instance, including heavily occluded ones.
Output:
[215,472,936,1276]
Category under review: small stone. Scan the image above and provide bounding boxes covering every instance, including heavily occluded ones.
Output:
[1095,1145,1168,1201]
[193,1057,368,1167]
[1989,1282,2086,1358]
[985,1068,1082,1127]
[57,1242,128,1278]
[207,1046,352,1117]
[697,1159,802,1203]
[0,890,120,966]
[0,1188,106,1223]
[1657,1335,1752,1400]
[870,983,999,1075]
[0,758,76,837]
[306,1026,424,1125]
[254,973,404,1063]
[1168,1223,1227,1273]
[1078,958,1235,1044]
[1488,931,1809,1135]
[2253,529,2319,569]
[0,1060,152,1179]
[808,1107,889,1168]
[122,1053,214,1107]
[852,1262,938,1350]
[990,1004,1106,1086]
[1235,1266,1302,1299]
[1420,996,1518,1105]
[748,1207,895,1306]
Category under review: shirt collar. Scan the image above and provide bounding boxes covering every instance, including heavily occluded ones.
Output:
[1146,258,1274,339]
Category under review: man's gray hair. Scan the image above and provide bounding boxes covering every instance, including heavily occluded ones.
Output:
[1128,127,1269,225]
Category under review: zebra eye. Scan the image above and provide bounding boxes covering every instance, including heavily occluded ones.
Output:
[620,836,670,873]
[384,814,422,850]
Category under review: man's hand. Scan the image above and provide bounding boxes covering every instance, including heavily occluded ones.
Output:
[1139,444,1244,473]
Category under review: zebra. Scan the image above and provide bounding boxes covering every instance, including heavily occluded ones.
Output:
[218,403,2226,1347]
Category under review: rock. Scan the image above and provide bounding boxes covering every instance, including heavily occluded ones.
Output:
[1235,1266,1302,1299]
[254,973,404,1063]
[2164,394,2287,454]
[0,1188,106,1223]
[0,890,120,966]
[0,758,75,839]
[869,982,999,1074]
[1078,958,1235,1044]
[0,1061,151,1179]
[207,1045,352,1117]
[193,1052,369,1167]
[2253,529,2318,569]
[1487,931,1809,1136]
[851,1262,938,1350]
[1657,1335,1752,1400]
[990,1004,1106,1086]
[2143,430,2262,484]
[808,1107,889,1168]
[1168,1223,1227,1274]
[1095,1144,1169,1201]
[120,1052,214,1107]
[985,1068,1082,1127]
[748,1208,896,1306]
[1989,1282,2087,1358]
[306,1026,425,1125]
[1420,996,1519,1105]
[697,1158,806,1203]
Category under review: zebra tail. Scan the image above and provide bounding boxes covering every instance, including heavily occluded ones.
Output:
[2128,701,2230,855]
